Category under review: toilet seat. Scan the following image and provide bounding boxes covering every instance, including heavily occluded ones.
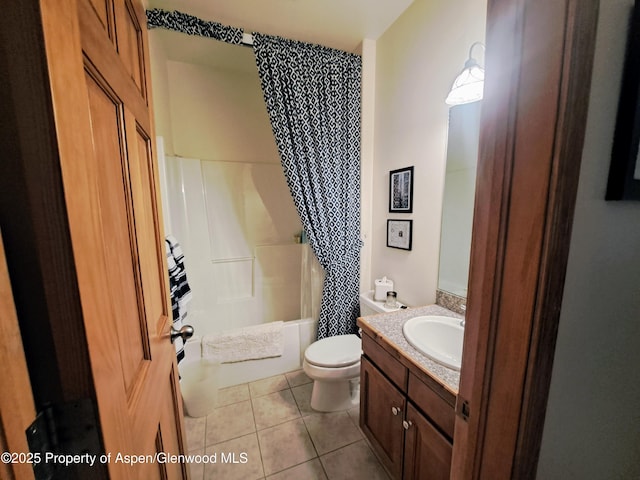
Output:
[304,334,361,368]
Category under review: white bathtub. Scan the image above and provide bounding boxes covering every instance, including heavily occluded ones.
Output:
[180,317,317,392]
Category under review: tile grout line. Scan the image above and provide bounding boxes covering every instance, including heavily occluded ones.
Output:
[198,415,207,480]
[298,411,332,480]
[261,383,314,477]
[249,374,310,477]
[248,386,268,479]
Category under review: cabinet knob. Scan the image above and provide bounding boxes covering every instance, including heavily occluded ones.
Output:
[403,420,413,430]
[391,406,401,416]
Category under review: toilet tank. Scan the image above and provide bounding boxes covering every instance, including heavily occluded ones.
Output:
[359,290,405,316]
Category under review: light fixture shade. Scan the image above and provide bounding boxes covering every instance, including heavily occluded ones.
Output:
[445,63,485,105]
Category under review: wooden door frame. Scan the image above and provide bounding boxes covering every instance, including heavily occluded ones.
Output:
[0,230,36,480]
[0,0,97,410]
[452,0,599,478]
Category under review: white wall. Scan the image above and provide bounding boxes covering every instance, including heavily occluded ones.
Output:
[537,1,640,477]
[360,38,376,295]
[166,59,279,163]
[148,34,174,156]
[370,0,486,307]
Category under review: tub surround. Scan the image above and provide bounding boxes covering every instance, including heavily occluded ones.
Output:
[161,154,322,338]
[357,304,462,394]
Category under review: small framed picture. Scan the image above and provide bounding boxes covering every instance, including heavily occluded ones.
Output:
[389,166,414,213]
[387,219,412,250]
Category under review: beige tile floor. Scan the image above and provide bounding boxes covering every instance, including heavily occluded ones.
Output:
[183,370,391,480]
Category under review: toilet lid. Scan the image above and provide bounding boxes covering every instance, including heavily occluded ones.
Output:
[304,334,362,368]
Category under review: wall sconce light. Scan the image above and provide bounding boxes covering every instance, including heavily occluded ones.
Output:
[445,42,485,106]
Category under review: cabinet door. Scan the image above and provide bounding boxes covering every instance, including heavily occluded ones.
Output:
[403,403,452,480]
[360,357,406,479]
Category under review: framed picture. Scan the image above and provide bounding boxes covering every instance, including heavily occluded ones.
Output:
[389,166,414,212]
[607,4,640,200]
[387,219,412,250]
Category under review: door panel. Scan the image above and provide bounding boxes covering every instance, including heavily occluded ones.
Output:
[403,403,452,480]
[360,357,405,478]
[87,0,115,38]
[85,68,149,394]
[39,0,188,477]
[79,0,151,132]
[126,115,168,333]
[117,0,146,98]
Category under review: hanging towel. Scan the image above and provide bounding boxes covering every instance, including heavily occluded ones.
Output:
[202,322,284,364]
[166,235,192,363]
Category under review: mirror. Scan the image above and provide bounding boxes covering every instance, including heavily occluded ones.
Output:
[437,102,481,301]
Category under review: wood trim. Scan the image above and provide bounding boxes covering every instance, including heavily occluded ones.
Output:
[513,1,599,476]
[450,1,522,475]
[452,0,599,478]
[0,0,95,407]
[0,231,36,480]
[362,332,408,391]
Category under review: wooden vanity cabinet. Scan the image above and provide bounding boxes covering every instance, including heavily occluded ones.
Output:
[360,332,454,480]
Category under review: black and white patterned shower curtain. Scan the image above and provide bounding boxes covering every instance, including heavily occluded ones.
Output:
[252,34,362,339]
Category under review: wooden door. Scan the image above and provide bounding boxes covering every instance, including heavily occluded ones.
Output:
[32,0,186,478]
[360,357,405,479]
[403,403,452,480]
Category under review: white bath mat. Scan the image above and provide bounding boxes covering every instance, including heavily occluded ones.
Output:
[203,321,284,363]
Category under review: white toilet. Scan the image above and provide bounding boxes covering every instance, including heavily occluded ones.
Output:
[303,334,361,412]
[302,291,404,412]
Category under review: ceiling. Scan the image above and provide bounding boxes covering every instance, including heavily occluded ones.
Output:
[146,0,414,71]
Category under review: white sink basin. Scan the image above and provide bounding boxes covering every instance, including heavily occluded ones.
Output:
[402,316,464,371]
